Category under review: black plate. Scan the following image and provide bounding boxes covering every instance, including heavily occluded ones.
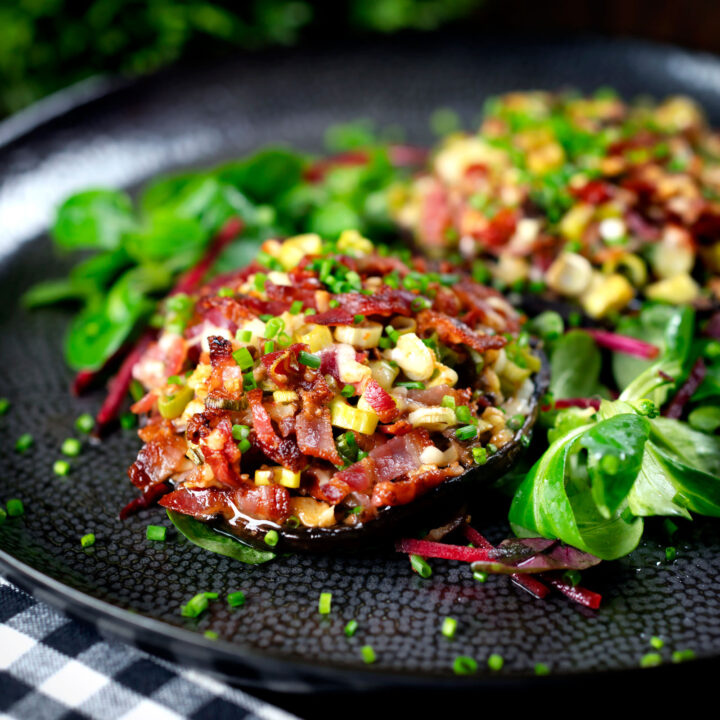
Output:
[2,33,720,692]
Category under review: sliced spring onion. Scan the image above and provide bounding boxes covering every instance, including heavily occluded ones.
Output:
[53,460,71,476]
[473,570,488,583]
[289,300,303,315]
[15,434,33,453]
[0,398,9,415]
[455,425,477,441]
[650,636,664,650]
[361,645,376,664]
[672,649,696,663]
[453,656,477,675]
[472,447,488,465]
[264,530,279,547]
[409,554,432,578]
[318,592,332,615]
[80,533,95,548]
[441,617,457,639]
[61,438,82,457]
[344,620,358,637]
[204,630,219,640]
[231,424,250,440]
[298,351,321,369]
[146,525,167,542]
[455,405,473,424]
[233,347,254,370]
[6,499,24,517]
[488,653,504,671]
[75,413,94,433]
[181,592,217,618]
[640,653,662,668]
[227,591,246,607]
[534,663,550,676]
[120,412,137,429]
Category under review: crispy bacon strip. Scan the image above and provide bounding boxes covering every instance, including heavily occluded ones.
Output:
[372,464,463,507]
[295,406,343,466]
[417,309,507,353]
[361,379,398,423]
[246,389,306,471]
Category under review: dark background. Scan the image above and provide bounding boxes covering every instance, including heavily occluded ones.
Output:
[4,0,720,120]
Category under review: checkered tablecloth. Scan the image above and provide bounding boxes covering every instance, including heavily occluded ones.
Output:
[0,578,299,720]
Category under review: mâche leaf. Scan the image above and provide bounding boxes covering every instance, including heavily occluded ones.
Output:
[549,330,602,399]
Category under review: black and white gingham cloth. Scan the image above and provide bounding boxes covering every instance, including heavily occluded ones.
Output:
[0,578,299,720]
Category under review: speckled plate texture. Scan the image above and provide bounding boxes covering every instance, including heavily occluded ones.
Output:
[2,34,720,692]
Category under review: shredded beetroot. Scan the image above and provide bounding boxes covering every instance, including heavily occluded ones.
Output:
[547,576,602,610]
[172,216,244,296]
[584,329,659,360]
[72,369,97,396]
[664,358,707,419]
[543,397,601,412]
[463,525,550,599]
[119,481,171,521]
[94,331,155,435]
[395,537,494,563]
[388,144,430,167]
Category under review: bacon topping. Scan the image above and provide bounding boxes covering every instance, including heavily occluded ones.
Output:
[361,379,398,423]
[417,309,507,353]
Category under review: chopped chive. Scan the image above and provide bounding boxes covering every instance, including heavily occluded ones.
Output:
[507,413,525,431]
[304,308,317,316]
[289,300,303,315]
[378,337,391,349]
[329,299,340,309]
[167,374,182,385]
[259,314,273,322]
[61,438,81,457]
[227,591,246,607]
[453,656,478,675]
[441,396,456,409]
[0,507,6,525]
[361,645,376,664]
[344,619,358,637]
[534,663,550,676]
[520,434,531,448]
[285,515,301,528]
[15,434,33,453]
[649,636,664,650]
[238,438,251,453]
[410,554,432,578]
[53,460,71,476]
[455,405,473,424]
[472,447,487,465]
[298,351,321,369]
[640,652,662,668]
[237,329,252,343]
[353,314,365,324]
[473,570,488,583]
[75,413,94,433]
[562,570,581,587]
[231,424,250,440]
[204,630,219,640]
[243,372,257,391]
[488,653,504,671]
[441,617,457,639]
[233,347,254,370]
[277,332,292,348]
[665,546,677,562]
[146,525,167,542]
[80,533,95,548]
[264,341,275,354]
[217,287,234,297]
[395,381,425,389]
[318,592,332,615]
[265,317,285,338]
[341,384,355,398]
[181,592,216,618]
[254,273,267,291]
[6,499,24,517]
[120,412,137,430]
[672,649,696,663]
[264,530,279,547]
[0,398,9,415]
[455,425,477,441]
[664,519,678,537]
[486,443,498,454]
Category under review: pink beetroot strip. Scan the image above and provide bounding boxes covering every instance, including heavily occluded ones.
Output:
[584,328,659,359]
[542,397,601,412]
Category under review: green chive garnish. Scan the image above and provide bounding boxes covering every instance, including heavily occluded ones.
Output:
[217,287,234,297]
[410,554,432,578]
[231,424,250,440]
[264,530,279,547]
[329,299,340,309]
[181,592,217,618]
[254,273,267,291]
[318,592,332,615]
[6,499,24,517]
[340,384,355,398]
[455,425,477,441]
[488,653,504,671]
[353,314,365,324]
[0,398,9,415]
[15,434,33,453]
[238,438,251,453]
[395,381,424,390]
[120,413,137,430]
[453,656,477,675]
[649,636,664,649]
[146,525,167,542]
[455,405,473,424]
[227,591,246,607]
[344,620,358,637]
[265,317,285,338]
[289,300,303,315]
[204,630,219,640]
[237,329,252,343]
[473,570,488,583]
[665,546,677,562]
[304,308,316,316]
[233,347,254,370]
[508,413,525,431]
[75,414,94,433]
[61,438,81,457]
[80,533,95,548]
[472,447,487,465]
[361,645,376,664]
[441,396,456,409]
[640,653,662,668]
[53,460,70,476]
[264,341,275,354]
[672,649,696,663]
[298,351,321,369]
[0,508,6,525]
[534,663,550,676]
[243,372,257,391]
[441,617,457,639]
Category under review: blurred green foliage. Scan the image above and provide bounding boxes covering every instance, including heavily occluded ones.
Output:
[0,0,482,118]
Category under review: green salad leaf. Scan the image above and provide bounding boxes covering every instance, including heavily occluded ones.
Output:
[167,510,275,565]
[549,329,602,399]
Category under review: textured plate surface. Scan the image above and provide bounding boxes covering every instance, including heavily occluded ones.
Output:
[2,34,720,691]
